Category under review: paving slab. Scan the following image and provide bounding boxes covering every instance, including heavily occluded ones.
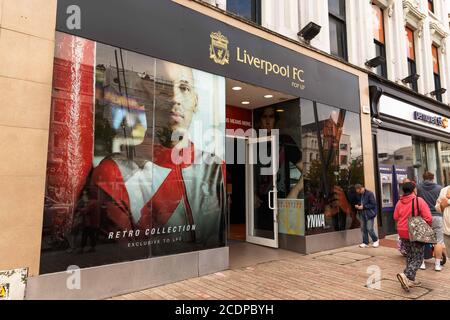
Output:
[111,244,450,300]
[333,251,372,261]
[312,254,357,265]
[368,279,431,300]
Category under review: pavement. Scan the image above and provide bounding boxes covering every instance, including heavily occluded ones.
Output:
[111,240,450,300]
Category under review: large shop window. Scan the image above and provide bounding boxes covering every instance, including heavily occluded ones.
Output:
[41,32,226,274]
[377,130,414,179]
[301,99,364,235]
[377,130,442,185]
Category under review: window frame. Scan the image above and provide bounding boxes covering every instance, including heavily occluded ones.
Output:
[428,0,434,13]
[226,0,261,24]
[328,0,348,60]
[372,4,387,78]
[405,26,418,93]
[432,44,442,102]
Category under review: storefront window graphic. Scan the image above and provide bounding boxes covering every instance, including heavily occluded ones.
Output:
[301,99,364,235]
[40,32,226,273]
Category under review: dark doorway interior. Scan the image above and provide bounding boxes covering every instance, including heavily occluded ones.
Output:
[226,137,246,241]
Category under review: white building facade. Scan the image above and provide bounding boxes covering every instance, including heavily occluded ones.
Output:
[204,0,450,105]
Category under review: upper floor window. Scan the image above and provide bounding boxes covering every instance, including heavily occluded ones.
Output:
[432,44,442,102]
[372,4,387,78]
[428,0,434,13]
[406,26,418,92]
[226,0,261,24]
[328,0,347,60]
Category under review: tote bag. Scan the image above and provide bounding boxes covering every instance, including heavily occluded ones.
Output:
[408,197,437,244]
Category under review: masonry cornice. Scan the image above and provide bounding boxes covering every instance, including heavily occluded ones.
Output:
[403,0,427,22]
[429,20,448,40]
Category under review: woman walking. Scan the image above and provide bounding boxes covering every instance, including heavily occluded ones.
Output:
[436,186,450,258]
[394,182,433,292]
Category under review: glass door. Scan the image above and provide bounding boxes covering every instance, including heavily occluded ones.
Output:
[246,136,279,248]
[413,139,441,184]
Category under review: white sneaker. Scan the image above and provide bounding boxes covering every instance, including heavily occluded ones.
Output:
[359,243,368,248]
[372,241,380,248]
[420,261,426,270]
[435,264,442,272]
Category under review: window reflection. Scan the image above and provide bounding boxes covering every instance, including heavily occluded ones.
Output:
[301,99,363,234]
[377,130,414,176]
[441,143,450,186]
[377,130,442,185]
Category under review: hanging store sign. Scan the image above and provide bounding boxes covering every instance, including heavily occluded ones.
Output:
[56,0,360,113]
[379,95,450,134]
[413,111,449,129]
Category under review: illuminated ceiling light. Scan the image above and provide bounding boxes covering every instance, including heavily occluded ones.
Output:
[276,109,285,113]
[241,101,250,105]
[264,94,274,99]
[232,86,242,91]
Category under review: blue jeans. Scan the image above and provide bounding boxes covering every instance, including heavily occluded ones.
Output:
[360,213,378,245]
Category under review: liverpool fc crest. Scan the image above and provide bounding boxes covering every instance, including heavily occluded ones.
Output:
[209,31,230,65]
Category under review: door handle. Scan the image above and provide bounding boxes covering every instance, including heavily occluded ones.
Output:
[268,190,273,210]
[268,190,276,210]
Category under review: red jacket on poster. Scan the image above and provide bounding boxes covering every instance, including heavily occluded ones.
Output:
[92,142,226,246]
[394,194,432,240]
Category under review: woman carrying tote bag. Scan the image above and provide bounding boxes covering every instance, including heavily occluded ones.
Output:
[394,182,433,292]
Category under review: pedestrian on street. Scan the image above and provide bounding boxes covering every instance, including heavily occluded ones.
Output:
[435,185,450,261]
[395,182,433,292]
[355,184,379,248]
[417,172,444,271]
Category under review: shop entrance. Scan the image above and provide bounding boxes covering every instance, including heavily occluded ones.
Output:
[226,135,280,248]
[225,79,296,250]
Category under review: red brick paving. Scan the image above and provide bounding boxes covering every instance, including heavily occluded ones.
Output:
[112,245,450,300]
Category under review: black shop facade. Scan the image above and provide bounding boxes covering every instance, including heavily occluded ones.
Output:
[370,75,450,237]
[32,0,366,299]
